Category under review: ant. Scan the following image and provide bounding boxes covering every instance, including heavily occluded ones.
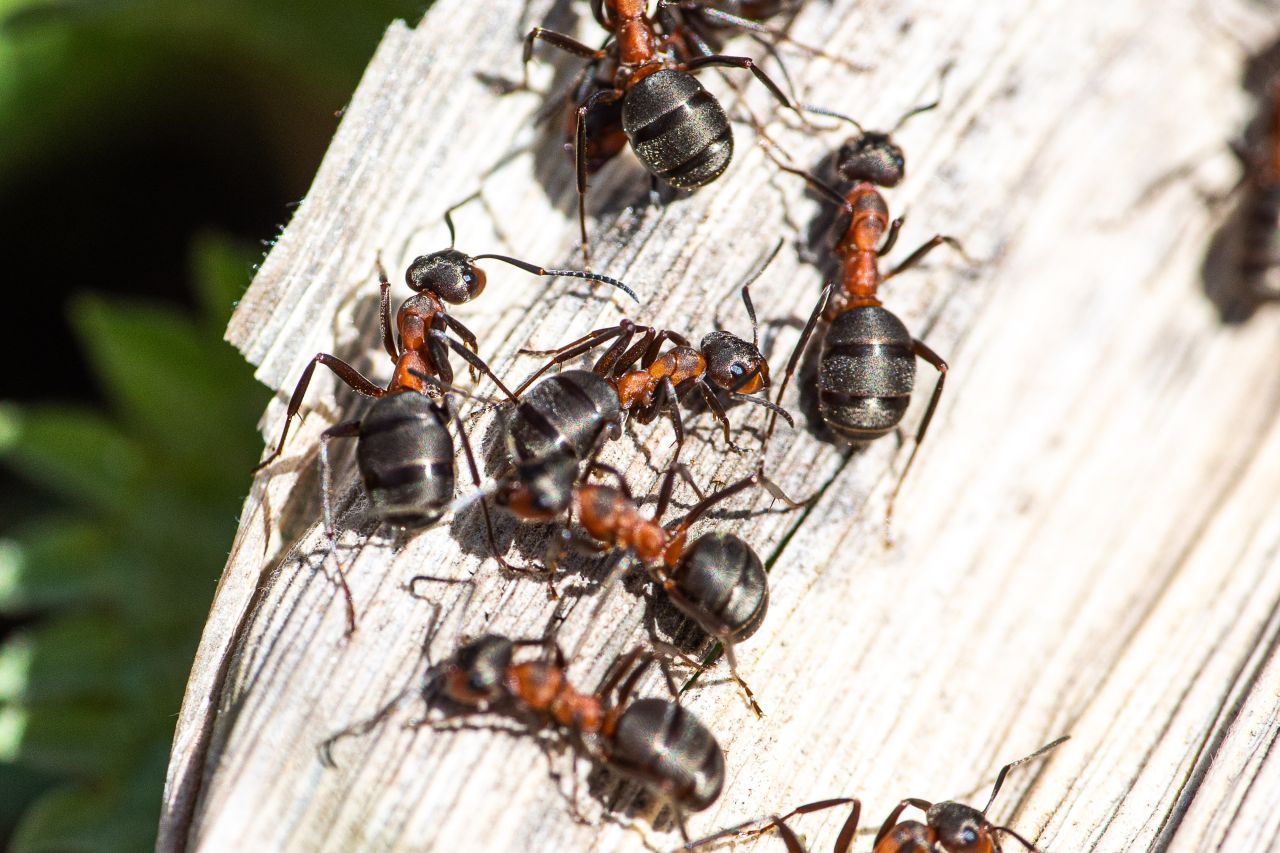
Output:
[252,206,636,473]
[556,1,853,186]
[513,242,794,458]
[761,146,970,539]
[320,634,725,840]
[474,442,775,715]
[684,736,1069,852]
[523,0,799,264]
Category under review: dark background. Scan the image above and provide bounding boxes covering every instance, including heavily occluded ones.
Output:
[0,3,425,849]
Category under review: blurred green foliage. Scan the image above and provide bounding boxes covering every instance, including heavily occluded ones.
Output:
[0,0,426,195]
[0,0,427,848]
[0,234,266,851]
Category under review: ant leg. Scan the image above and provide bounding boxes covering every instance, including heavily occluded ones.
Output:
[639,328,690,368]
[574,88,625,267]
[255,355,386,472]
[654,377,687,460]
[879,215,905,256]
[600,646,655,707]
[440,313,482,382]
[682,54,798,117]
[873,799,934,848]
[669,463,705,502]
[428,330,518,402]
[319,419,362,635]
[376,256,399,363]
[764,282,834,447]
[449,399,517,572]
[593,322,644,377]
[522,27,606,88]
[694,6,873,72]
[882,340,946,545]
[516,325,629,396]
[669,467,764,534]
[696,381,745,453]
[652,457,684,522]
[884,233,972,280]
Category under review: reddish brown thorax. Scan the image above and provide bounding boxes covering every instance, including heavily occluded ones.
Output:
[613,347,708,409]
[609,0,661,80]
[873,821,934,853]
[830,182,889,317]
[389,294,446,393]
[574,485,685,567]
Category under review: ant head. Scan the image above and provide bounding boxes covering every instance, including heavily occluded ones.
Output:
[441,634,513,707]
[700,330,769,394]
[406,249,486,304]
[493,457,576,521]
[927,802,996,853]
[837,131,906,188]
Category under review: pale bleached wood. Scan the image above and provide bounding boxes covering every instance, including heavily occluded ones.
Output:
[160,0,1280,850]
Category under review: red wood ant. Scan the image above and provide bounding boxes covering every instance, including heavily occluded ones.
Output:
[251,211,636,472]
[463,432,776,714]
[512,242,794,458]
[762,150,970,539]
[523,0,799,264]
[319,634,725,840]
[684,736,1069,851]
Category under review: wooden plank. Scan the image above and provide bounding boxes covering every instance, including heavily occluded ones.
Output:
[160,0,1280,849]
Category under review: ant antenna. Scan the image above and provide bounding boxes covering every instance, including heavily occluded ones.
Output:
[728,237,783,346]
[888,61,953,134]
[799,61,954,136]
[467,253,640,302]
[983,735,1070,815]
[443,189,485,249]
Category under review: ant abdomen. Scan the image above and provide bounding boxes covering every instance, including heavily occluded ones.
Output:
[819,305,916,439]
[672,532,768,641]
[608,697,725,812]
[508,369,621,463]
[623,69,732,189]
[356,392,455,526]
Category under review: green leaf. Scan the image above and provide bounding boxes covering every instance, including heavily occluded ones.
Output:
[69,293,263,480]
[191,230,259,332]
[10,778,156,853]
[0,635,33,705]
[0,404,144,512]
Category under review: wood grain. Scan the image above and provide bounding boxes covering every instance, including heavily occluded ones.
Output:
[159,0,1280,850]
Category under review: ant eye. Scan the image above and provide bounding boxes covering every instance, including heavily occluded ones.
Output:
[730,363,746,377]
[961,827,979,845]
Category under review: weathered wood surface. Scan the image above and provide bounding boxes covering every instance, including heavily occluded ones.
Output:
[160,0,1280,849]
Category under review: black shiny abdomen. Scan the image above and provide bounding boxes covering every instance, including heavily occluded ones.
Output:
[819,306,916,438]
[507,369,620,463]
[623,70,732,189]
[672,533,768,641]
[609,698,724,811]
[357,392,453,526]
